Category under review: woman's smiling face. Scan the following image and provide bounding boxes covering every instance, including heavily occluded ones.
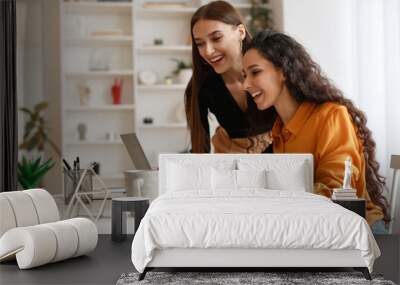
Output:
[243,48,286,110]
[193,19,244,74]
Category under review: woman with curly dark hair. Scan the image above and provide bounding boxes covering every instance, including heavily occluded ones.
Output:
[243,30,390,233]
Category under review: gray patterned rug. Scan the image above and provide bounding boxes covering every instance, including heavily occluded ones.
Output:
[116,271,396,285]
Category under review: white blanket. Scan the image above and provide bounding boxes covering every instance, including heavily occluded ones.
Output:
[131,190,380,273]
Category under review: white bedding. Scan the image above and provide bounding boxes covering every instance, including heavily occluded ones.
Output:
[131,190,380,273]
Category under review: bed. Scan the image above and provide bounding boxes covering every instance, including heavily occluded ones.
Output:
[131,154,380,280]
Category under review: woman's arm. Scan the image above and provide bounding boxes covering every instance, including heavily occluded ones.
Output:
[313,105,362,197]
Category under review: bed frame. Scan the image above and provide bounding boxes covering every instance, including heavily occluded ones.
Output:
[138,154,372,281]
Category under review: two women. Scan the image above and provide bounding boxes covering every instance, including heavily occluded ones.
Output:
[186,1,389,231]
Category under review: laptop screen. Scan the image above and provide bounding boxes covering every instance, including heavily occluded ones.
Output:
[120,133,152,170]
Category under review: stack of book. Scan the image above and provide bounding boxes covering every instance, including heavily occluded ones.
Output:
[332,188,357,200]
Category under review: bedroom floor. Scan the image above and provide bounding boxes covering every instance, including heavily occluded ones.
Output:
[0,235,399,285]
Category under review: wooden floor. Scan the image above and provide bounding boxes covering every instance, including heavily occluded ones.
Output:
[0,235,398,285]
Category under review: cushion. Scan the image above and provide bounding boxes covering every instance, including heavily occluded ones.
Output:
[211,168,236,190]
[24,189,60,223]
[166,159,235,192]
[0,196,16,237]
[237,159,308,191]
[0,191,39,227]
[237,169,267,188]
[211,169,268,191]
[166,162,211,191]
[0,217,97,269]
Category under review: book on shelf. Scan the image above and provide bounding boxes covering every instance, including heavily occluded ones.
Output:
[333,188,356,193]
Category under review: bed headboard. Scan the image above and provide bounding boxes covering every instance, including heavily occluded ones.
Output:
[158,154,313,195]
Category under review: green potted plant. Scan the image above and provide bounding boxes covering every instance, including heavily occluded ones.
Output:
[171,58,192,84]
[17,156,55,189]
[18,101,60,189]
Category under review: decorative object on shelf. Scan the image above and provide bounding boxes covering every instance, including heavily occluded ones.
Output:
[153,38,164,45]
[78,81,91,106]
[88,49,110,71]
[332,157,358,200]
[175,102,186,123]
[17,156,55,189]
[143,117,154,124]
[246,0,273,35]
[343,157,353,189]
[91,162,100,175]
[111,78,123,104]
[105,131,116,141]
[171,58,192,84]
[77,123,88,141]
[164,76,173,85]
[138,70,157,85]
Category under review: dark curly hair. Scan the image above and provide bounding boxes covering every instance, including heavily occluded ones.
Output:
[245,30,390,222]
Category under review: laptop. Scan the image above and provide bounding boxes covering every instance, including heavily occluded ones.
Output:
[120,133,152,170]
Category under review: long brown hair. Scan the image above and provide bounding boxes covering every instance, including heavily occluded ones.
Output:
[245,30,390,221]
[185,0,252,153]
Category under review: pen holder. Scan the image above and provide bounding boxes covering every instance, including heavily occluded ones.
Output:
[63,169,93,205]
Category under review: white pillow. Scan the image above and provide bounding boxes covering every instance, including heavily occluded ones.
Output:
[211,169,268,190]
[237,169,267,188]
[211,168,237,190]
[167,162,211,191]
[237,159,309,191]
[266,163,307,191]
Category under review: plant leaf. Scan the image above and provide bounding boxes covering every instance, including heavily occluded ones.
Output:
[34,102,48,113]
[19,107,33,116]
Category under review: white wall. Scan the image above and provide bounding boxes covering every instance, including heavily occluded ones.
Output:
[383,0,400,233]
[281,0,356,100]
[281,0,400,231]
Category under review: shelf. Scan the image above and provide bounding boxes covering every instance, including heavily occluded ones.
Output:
[65,105,134,112]
[64,2,132,14]
[64,36,133,46]
[137,84,186,91]
[65,70,134,78]
[66,140,123,146]
[137,45,191,53]
[136,3,258,17]
[139,123,187,129]
[137,7,196,17]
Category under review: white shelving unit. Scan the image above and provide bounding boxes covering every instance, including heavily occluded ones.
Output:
[60,0,135,189]
[60,0,256,189]
[133,0,254,166]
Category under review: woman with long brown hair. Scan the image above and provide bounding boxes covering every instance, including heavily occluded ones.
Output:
[243,30,390,233]
[185,1,277,153]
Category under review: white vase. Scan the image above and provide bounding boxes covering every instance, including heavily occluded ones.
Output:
[178,68,192,84]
